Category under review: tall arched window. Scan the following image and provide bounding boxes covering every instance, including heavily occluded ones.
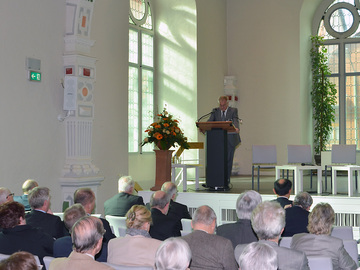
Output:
[128,0,154,153]
[314,0,360,148]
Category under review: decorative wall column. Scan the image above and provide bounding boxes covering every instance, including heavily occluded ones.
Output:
[59,0,103,211]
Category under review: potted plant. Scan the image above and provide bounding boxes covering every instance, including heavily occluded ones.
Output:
[310,35,337,164]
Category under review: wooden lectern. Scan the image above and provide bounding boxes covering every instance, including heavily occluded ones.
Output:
[196,121,236,190]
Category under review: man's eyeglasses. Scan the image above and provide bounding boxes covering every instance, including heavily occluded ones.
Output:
[6,193,14,199]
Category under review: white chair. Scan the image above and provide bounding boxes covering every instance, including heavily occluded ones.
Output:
[331,226,353,240]
[0,253,9,260]
[105,215,127,237]
[181,218,192,234]
[251,145,277,191]
[343,239,358,264]
[53,212,64,220]
[307,256,333,270]
[276,145,322,195]
[279,236,292,248]
[103,262,154,270]
[43,256,55,270]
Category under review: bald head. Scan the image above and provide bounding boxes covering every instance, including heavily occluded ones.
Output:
[161,182,177,200]
[22,179,38,194]
[191,205,217,234]
[0,188,13,204]
[150,191,170,214]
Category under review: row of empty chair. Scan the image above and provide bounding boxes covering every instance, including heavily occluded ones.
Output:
[252,144,360,196]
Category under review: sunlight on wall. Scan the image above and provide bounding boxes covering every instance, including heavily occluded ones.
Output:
[158,22,180,46]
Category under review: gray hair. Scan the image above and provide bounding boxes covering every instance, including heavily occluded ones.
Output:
[64,203,86,232]
[239,242,277,270]
[236,190,262,219]
[155,237,191,270]
[161,182,177,199]
[293,192,313,209]
[72,216,105,253]
[28,187,50,209]
[118,176,134,193]
[0,188,12,204]
[150,191,170,209]
[251,201,285,240]
[192,205,217,226]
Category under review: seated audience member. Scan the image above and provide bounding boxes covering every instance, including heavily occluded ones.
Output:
[282,192,313,237]
[107,205,162,267]
[291,203,357,270]
[0,202,54,265]
[74,187,115,243]
[234,201,309,270]
[161,182,191,221]
[182,205,238,270]
[25,187,64,239]
[239,242,277,270]
[0,251,39,270]
[272,178,293,208]
[149,191,181,241]
[0,188,14,205]
[50,216,114,270]
[217,190,261,248]
[13,179,38,212]
[53,204,87,258]
[104,176,144,216]
[155,237,191,270]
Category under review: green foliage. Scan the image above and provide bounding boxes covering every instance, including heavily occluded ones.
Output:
[310,35,337,154]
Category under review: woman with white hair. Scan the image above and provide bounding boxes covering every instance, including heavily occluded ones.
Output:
[155,237,191,270]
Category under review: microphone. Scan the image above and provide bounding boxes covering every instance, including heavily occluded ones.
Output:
[197,108,217,122]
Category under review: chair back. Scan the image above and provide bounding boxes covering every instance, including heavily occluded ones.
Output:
[43,256,55,270]
[343,239,358,264]
[331,145,356,164]
[331,226,353,240]
[0,253,9,260]
[287,145,312,164]
[307,256,333,270]
[252,145,277,164]
[105,215,127,237]
[103,262,154,270]
[53,212,64,221]
[279,237,292,248]
[181,218,192,235]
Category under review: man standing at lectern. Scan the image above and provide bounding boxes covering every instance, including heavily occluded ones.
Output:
[208,96,241,186]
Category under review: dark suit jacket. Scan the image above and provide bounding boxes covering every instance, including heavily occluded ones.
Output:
[216,219,258,249]
[273,197,293,208]
[282,206,309,237]
[182,230,238,270]
[53,236,108,262]
[167,200,191,230]
[104,192,144,216]
[13,194,31,211]
[0,225,54,265]
[26,209,65,239]
[100,217,116,243]
[149,208,181,241]
[208,106,241,146]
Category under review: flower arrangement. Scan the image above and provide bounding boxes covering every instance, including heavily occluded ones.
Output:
[141,109,190,150]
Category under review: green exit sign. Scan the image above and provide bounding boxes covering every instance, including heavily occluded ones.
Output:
[29,71,41,82]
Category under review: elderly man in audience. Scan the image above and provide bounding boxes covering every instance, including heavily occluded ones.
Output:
[161,181,191,221]
[272,178,293,208]
[49,216,114,270]
[217,190,262,248]
[25,187,64,239]
[282,192,313,237]
[0,251,39,270]
[14,179,38,212]
[74,187,115,243]
[291,203,357,270]
[0,201,54,265]
[104,175,144,216]
[107,205,162,267]
[155,237,192,270]
[182,205,238,270]
[149,190,181,241]
[234,201,309,270]
[0,187,14,205]
[238,242,278,270]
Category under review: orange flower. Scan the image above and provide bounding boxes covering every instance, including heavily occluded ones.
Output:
[156,133,163,140]
[163,123,169,127]
[155,125,161,129]
[174,119,179,123]
[163,118,168,120]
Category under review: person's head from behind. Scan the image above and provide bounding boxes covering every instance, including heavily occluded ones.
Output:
[236,190,262,220]
[239,242,277,270]
[251,201,285,240]
[192,205,217,233]
[22,180,38,195]
[74,188,96,214]
[126,205,152,231]
[0,188,14,205]
[118,176,135,194]
[28,187,50,211]
[0,201,25,229]
[273,178,292,197]
[161,182,178,201]
[150,191,170,214]
[0,251,38,270]
[72,216,105,255]
[293,192,313,210]
[155,237,191,270]
[63,203,87,232]
[307,203,334,235]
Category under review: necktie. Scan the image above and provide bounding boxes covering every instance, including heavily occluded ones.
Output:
[222,111,226,121]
